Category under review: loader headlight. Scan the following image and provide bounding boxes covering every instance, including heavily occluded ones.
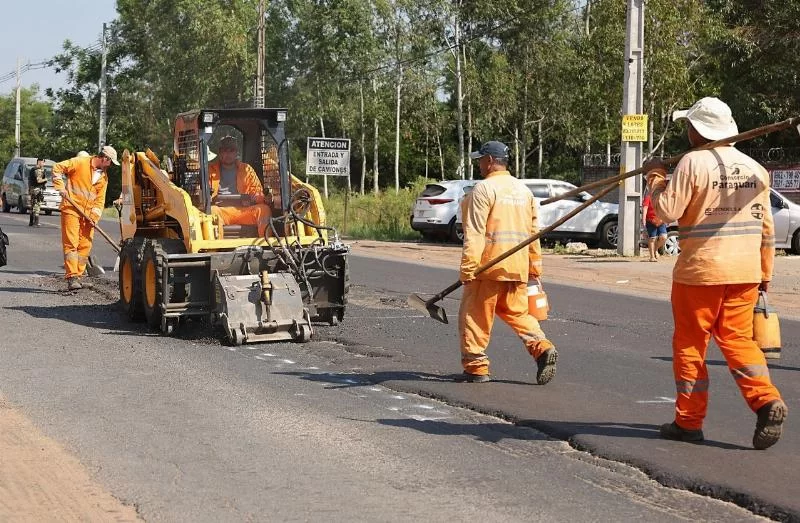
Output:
[277,111,287,122]
[202,112,216,123]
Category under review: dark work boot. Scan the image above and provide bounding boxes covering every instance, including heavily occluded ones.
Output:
[753,400,788,450]
[535,348,558,385]
[660,421,704,443]
[454,372,491,383]
[67,277,82,291]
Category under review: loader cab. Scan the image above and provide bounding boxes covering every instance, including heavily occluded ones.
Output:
[172,108,290,222]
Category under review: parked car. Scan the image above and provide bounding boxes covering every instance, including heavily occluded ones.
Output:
[1,157,59,215]
[647,188,800,257]
[456,178,619,248]
[411,179,478,242]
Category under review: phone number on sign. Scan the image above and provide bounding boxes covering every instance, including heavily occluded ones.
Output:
[770,170,800,190]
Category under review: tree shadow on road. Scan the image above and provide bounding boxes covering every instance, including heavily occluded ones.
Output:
[375,417,748,450]
[275,369,533,389]
[0,285,64,295]
[652,355,800,372]
[6,304,223,343]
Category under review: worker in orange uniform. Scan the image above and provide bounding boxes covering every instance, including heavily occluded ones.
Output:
[209,136,271,237]
[52,146,118,291]
[645,97,787,449]
[457,140,557,384]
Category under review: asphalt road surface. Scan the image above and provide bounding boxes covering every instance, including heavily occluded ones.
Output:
[0,211,796,522]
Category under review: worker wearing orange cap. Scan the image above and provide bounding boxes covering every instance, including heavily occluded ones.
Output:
[457,140,557,385]
[645,97,787,450]
[52,145,118,290]
[209,136,271,237]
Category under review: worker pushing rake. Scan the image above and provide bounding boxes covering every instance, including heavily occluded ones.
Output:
[409,99,798,450]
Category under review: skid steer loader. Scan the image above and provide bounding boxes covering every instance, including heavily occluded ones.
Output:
[117,107,349,345]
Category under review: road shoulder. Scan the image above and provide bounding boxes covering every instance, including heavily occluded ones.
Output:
[0,395,140,521]
[347,239,800,319]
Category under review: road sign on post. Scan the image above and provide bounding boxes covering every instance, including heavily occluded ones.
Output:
[621,114,648,142]
[306,137,351,199]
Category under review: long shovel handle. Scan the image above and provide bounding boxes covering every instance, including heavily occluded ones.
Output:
[427,182,618,305]
[541,116,800,206]
[62,193,122,254]
[424,116,800,306]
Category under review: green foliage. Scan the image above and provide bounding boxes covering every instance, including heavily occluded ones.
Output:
[324,177,428,240]
[2,0,799,218]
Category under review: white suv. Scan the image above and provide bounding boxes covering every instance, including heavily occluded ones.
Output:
[456,178,619,248]
[411,179,478,242]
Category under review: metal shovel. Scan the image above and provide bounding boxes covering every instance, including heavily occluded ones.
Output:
[61,193,122,276]
[408,183,618,323]
[409,116,800,324]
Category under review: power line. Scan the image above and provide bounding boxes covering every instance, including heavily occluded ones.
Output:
[0,40,102,86]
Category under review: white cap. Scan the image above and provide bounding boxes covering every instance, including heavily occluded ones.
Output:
[672,97,738,141]
[100,145,120,165]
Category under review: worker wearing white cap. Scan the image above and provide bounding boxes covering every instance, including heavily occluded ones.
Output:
[644,97,787,449]
[52,145,119,290]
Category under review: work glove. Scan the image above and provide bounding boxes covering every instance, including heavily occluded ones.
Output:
[759,281,770,293]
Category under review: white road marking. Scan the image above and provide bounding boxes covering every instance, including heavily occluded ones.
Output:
[636,396,675,404]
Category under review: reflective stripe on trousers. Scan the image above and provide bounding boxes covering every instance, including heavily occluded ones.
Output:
[671,281,782,430]
[61,210,96,279]
[458,279,554,376]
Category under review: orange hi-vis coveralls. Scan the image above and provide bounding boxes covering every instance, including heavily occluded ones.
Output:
[649,146,783,431]
[458,170,553,376]
[52,156,108,280]
[209,160,271,237]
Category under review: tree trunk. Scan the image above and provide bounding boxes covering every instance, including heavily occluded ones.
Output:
[394,64,402,194]
[360,82,366,195]
[436,129,445,181]
[538,119,543,178]
[514,125,520,176]
[464,43,473,181]
[424,129,429,181]
[521,77,528,178]
[373,78,380,195]
[316,82,327,197]
[454,10,465,180]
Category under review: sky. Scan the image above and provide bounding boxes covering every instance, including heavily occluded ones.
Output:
[0,0,118,96]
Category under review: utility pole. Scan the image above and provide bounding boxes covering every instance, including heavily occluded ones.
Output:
[14,57,21,157]
[617,0,644,256]
[254,0,266,108]
[98,23,108,150]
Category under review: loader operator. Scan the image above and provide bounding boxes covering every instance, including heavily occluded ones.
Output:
[53,146,118,291]
[644,97,787,450]
[28,158,47,227]
[457,140,558,385]
[209,135,271,238]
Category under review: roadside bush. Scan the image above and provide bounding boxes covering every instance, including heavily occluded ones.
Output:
[324,178,429,241]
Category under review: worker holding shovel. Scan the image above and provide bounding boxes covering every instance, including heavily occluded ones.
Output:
[456,141,557,384]
[52,146,119,291]
[645,97,787,449]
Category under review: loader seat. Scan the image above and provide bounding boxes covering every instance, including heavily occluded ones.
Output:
[222,225,260,239]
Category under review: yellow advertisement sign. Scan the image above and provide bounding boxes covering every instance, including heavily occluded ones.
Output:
[621,114,648,142]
